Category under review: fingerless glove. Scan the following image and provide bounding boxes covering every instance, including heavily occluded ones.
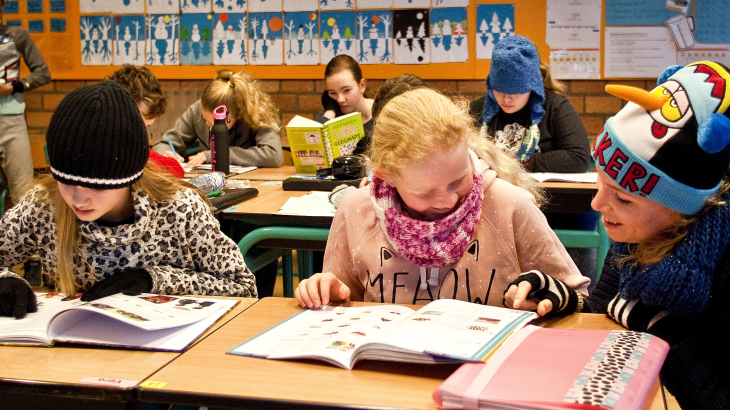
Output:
[81,269,153,302]
[506,270,583,314]
[0,277,38,319]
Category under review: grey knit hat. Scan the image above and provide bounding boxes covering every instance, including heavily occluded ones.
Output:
[46,80,149,189]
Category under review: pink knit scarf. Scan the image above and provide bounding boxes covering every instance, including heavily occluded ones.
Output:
[370,152,485,268]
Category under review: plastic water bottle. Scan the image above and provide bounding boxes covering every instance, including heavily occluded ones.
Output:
[189,171,226,194]
[210,105,230,175]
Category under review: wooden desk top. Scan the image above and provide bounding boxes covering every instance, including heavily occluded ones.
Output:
[139,298,669,410]
[0,297,257,403]
[231,165,298,181]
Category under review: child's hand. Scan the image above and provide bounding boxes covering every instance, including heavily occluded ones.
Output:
[81,269,152,302]
[186,152,207,167]
[295,273,350,308]
[0,84,13,97]
[504,271,582,316]
[0,277,38,319]
[163,150,185,163]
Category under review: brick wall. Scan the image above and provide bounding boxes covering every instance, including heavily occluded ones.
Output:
[24,78,658,168]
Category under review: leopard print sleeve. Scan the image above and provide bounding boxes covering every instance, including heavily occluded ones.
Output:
[144,189,258,298]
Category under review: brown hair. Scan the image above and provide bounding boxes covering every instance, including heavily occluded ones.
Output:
[540,62,566,94]
[369,88,544,206]
[371,74,427,119]
[106,65,167,118]
[201,70,281,133]
[324,54,363,83]
[39,166,208,295]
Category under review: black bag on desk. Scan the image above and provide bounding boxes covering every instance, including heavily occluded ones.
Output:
[209,188,259,212]
[282,178,360,191]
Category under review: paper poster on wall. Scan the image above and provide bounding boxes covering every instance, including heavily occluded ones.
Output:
[476,4,513,60]
[429,7,467,63]
[355,10,392,64]
[284,12,319,65]
[677,44,730,67]
[249,0,282,12]
[147,0,180,15]
[319,0,355,11]
[546,0,600,49]
[79,0,109,14]
[213,13,248,64]
[664,14,695,50]
[180,13,213,64]
[665,0,690,14]
[393,9,429,64]
[605,0,678,27]
[146,14,180,65]
[113,15,146,65]
[694,0,730,45]
[604,26,676,78]
[108,0,145,14]
[319,11,357,63]
[81,15,113,65]
[356,0,392,10]
[549,49,600,79]
[180,0,212,14]
[392,0,428,9]
[248,12,283,65]
[213,0,247,14]
[283,0,317,12]
[432,0,468,8]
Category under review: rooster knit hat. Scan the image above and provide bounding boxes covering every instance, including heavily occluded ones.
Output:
[47,80,149,189]
[593,61,730,215]
[482,35,545,125]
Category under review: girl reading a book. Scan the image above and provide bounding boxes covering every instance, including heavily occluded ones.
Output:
[504,61,730,409]
[295,88,589,309]
[0,81,257,319]
[153,69,283,169]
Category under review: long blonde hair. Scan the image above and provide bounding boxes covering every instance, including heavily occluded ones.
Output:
[201,70,281,133]
[369,88,545,206]
[620,178,730,269]
[39,166,207,296]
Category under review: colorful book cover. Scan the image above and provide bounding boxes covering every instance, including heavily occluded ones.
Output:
[286,112,364,174]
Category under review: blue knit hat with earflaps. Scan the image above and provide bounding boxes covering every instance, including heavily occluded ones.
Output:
[481,35,545,126]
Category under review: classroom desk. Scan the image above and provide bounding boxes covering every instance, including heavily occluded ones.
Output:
[232,165,297,181]
[137,297,670,410]
[0,297,257,410]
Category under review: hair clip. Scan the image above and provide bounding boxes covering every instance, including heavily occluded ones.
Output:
[228,81,234,88]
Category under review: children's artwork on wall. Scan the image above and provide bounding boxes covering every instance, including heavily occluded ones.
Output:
[180,0,212,14]
[81,15,113,65]
[356,0,392,10]
[355,10,392,64]
[146,14,180,65]
[79,0,109,14]
[113,15,146,65]
[180,13,213,64]
[319,0,354,11]
[283,0,317,12]
[393,9,429,64]
[430,7,466,63]
[248,12,283,65]
[214,13,248,64]
[476,4,513,60]
[284,12,319,65]
[392,0,429,10]
[111,0,145,14]
[320,11,357,63]
[213,0,246,14]
[432,0,467,8]
[249,0,282,12]
[148,0,180,15]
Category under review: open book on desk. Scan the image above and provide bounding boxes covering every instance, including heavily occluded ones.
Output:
[274,191,336,216]
[0,292,239,352]
[528,172,597,183]
[434,325,669,410]
[227,299,537,370]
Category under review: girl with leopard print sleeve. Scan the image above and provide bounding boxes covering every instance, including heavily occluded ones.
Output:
[0,81,257,319]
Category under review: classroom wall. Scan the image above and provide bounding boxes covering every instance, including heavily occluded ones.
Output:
[24,77,655,168]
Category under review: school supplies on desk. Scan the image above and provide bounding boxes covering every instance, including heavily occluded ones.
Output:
[274,191,336,216]
[209,187,259,213]
[433,326,669,410]
[227,299,537,370]
[0,292,239,352]
[184,164,257,175]
[282,176,360,191]
[286,112,365,173]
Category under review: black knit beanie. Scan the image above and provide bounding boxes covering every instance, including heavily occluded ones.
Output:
[47,80,149,189]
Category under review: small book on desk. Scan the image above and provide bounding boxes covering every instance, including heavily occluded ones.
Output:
[209,187,259,212]
[433,326,669,410]
[227,299,537,370]
[282,176,360,191]
[286,112,365,173]
[0,292,239,352]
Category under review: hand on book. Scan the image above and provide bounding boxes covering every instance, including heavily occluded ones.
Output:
[81,269,153,302]
[606,295,669,332]
[504,270,582,316]
[295,272,351,309]
[0,277,38,319]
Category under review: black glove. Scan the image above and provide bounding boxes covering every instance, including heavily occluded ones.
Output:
[606,295,668,332]
[321,90,341,114]
[81,269,153,302]
[0,277,38,319]
[505,270,582,314]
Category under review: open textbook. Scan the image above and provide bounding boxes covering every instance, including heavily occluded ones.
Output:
[0,292,239,352]
[227,299,537,370]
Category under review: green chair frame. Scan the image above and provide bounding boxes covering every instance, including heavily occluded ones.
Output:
[553,214,610,279]
[0,171,7,218]
[237,226,331,297]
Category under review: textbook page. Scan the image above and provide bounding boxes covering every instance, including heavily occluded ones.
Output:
[275,191,336,216]
[528,172,597,183]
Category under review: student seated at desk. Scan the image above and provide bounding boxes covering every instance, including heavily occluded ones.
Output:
[295,88,588,309]
[0,81,257,319]
[153,69,283,169]
[504,61,730,409]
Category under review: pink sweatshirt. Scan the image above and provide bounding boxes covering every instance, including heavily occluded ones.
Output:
[323,170,590,306]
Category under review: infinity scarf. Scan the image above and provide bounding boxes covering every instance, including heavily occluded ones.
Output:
[615,190,730,316]
[370,151,485,268]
